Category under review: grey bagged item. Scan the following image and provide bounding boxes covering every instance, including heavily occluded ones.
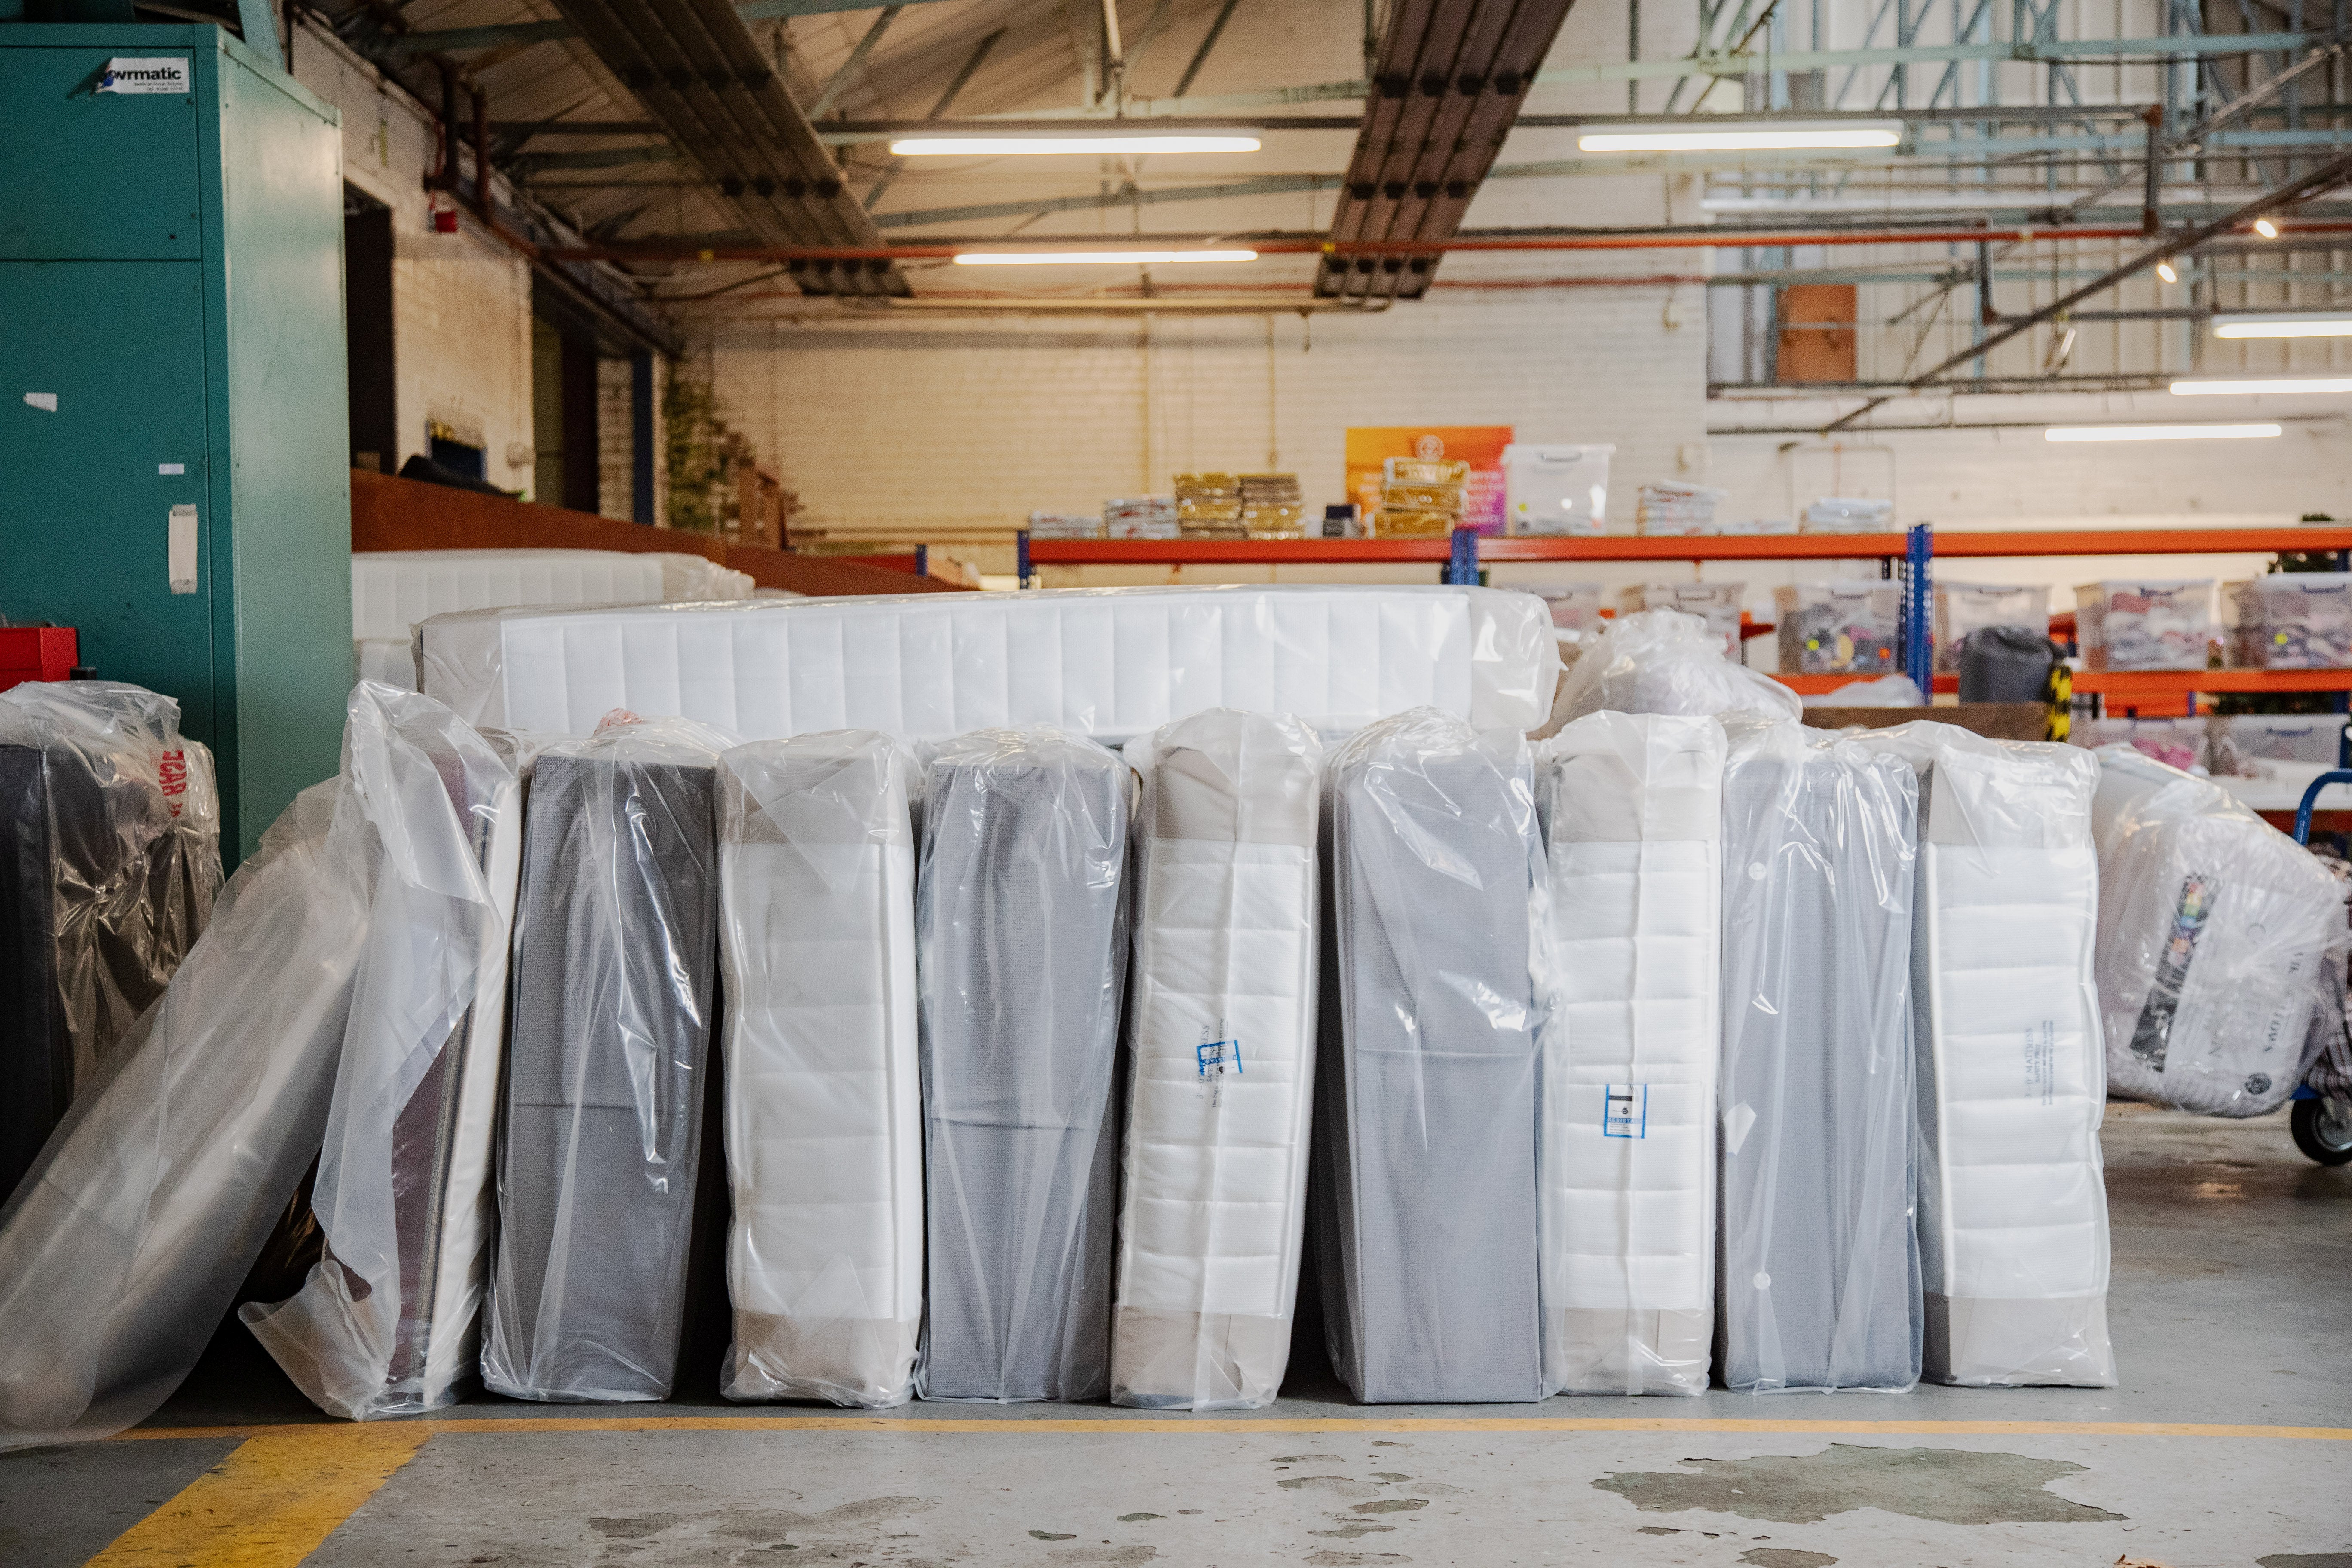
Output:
[0,686,410,1451]
[1113,709,1323,1410]
[1956,625,2057,705]
[1315,708,1544,1403]
[1553,609,1799,726]
[1718,717,1921,1393]
[916,728,1130,1402]
[1859,722,2113,1387]
[0,681,220,1201]
[718,732,923,1407]
[482,714,734,1403]
[240,687,530,1419]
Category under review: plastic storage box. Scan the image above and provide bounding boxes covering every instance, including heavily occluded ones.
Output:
[2207,713,2351,770]
[1525,584,1608,637]
[1935,582,2047,673]
[2070,717,2204,771]
[2074,580,2217,671]
[1773,581,1902,675]
[1619,581,1744,659]
[2224,573,2352,668]
[1502,444,1613,537]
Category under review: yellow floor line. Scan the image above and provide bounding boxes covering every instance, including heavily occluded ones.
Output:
[84,1424,433,1568]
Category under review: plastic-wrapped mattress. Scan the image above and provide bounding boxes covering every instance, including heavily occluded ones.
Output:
[1113,709,1322,1411]
[240,689,528,1419]
[915,729,1130,1402]
[1535,710,1724,1396]
[1860,721,2113,1387]
[415,585,1558,743]
[1315,708,1544,1404]
[482,716,733,1403]
[1552,609,1799,726]
[1719,717,1920,1393]
[718,731,923,1407]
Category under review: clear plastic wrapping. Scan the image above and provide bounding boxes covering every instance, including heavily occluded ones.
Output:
[718,731,923,1407]
[1858,722,2113,1387]
[1535,711,1725,1396]
[482,713,737,1402]
[1315,708,1544,1403]
[239,686,528,1419]
[1718,717,1921,1393]
[1555,609,1801,727]
[1113,709,1322,1410]
[915,728,1130,1403]
[2092,746,2348,1118]
[0,681,221,1200]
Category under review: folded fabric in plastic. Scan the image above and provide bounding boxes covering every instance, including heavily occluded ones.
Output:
[916,728,1129,1402]
[1719,717,1921,1393]
[482,714,733,1403]
[0,687,409,1451]
[2092,746,2348,1118]
[719,731,922,1407]
[1857,721,2113,1387]
[1113,709,1322,1410]
[1554,609,1800,727]
[1315,709,1544,1403]
[240,688,529,1419]
[1535,710,1724,1396]
[0,682,221,1202]
[415,585,1557,743]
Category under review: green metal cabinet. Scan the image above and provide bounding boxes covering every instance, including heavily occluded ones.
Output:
[0,24,350,862]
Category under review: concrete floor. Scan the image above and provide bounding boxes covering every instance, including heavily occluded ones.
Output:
[3,1102,2346,1568]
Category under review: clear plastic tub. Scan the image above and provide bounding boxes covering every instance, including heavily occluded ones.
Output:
[1525,583,1608,636]
[2074,579,2217,671]
[2224,573,2352,669]
[1773,581,1902,675]
[2207,713,2350,769]
[1935,582,2047,674]
[1619,581,1743,660]
[1503,444,1612,537]
[2069,716,2204,772]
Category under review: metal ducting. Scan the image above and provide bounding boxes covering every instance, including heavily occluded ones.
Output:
[553,0,910,298]
[1318,0,1578,301]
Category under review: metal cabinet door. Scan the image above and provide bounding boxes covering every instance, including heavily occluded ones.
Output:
[0,46,204,261]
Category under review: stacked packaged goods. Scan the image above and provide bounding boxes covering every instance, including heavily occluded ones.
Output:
[1173,474,1246,539]
[1027,512,1102,539]
[1238,473,1306,538]
[1370,457,1469,538]
[1635,481,1727,536]
[1102,497,1180,539]
[2224,573,2352,668]
[2074,580,2217,671]
[1803,497,1896,533]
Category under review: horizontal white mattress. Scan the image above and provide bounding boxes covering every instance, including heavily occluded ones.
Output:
[352,550,671,643]
[416,586,1558,744]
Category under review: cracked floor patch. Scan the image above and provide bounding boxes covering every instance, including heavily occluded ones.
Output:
[1739,1550,1838,1568]
[1592,1445,2126,1526]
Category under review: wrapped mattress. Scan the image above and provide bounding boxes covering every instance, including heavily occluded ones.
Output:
[1719,718,1921,1393]
[0,682,220,1201]
[1535,710,1724,1396]
[415,585,1558,743]
[2093,747,2348,1118]
[1859,722,2112,1387]
[240,689,528,1419]
[916,729,1130,1402]
[1113,709,1322,1410]
[1553,609,1799,726]
[1315,709,1544,1404]
[482,715,732,1402]
[718,732,922,1407]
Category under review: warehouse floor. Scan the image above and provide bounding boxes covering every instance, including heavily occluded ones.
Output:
[2,1102,2344,1568]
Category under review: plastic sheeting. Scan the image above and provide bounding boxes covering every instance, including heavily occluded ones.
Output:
[239,688,527,1419]
[0,687,411,1451]
[2092,746,2348,1118]
[482,714,735,1403]
[1719,717,1921,1393]
[1315,709,1544,1403]
[718,731,923,1407]
[1554,610,1802,727]
[1535,711,1724,1396]
[1113,709,1322,1410]
[915,728,1130,1403]
[0,681,220,1200]
[1863,722,2113,1388]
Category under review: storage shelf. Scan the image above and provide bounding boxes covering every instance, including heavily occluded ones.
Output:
[2075,668,2352,697]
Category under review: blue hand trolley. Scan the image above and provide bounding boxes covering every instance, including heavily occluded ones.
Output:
[2286,771,2352,1165]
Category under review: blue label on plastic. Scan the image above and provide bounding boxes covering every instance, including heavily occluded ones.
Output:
[1197,1038,1242,1078]
[1603,1084,1648,1139]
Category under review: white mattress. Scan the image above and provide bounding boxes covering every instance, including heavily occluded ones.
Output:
[415,585,1558,744]
[1856,722,2114,1388]
[1112,709,1323,1410]
[2092,747,2347,1118]
[1536,710,1724,1396]
[717,732,922,1408]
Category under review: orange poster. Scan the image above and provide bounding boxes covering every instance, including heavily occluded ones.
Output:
[1345,426,1515,535]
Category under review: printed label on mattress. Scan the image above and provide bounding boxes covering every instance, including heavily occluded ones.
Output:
[2024,1020,2057,1107]
[2130,870,2219,1070]
[1197,1038,1242,1077]
[1602,1084,1648,1139]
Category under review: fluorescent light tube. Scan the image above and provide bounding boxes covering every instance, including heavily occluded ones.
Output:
[2212,313,2352,338]
[2155,261,2178,283]
[891,135,1260,156]
[2044,423,2283,442]
[1578,122,1901,153]
[2172,376,2352,395]
[952,249,1259,266]
[2254,217,2281,238]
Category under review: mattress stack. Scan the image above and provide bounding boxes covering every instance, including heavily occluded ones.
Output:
[483,717,732,1403]
[1718,717,1921,1392]
[718,732,923,1407]
[1114,710,1323,1410]
[1536,711,1724,1396]
[916,729,1131,1403]
[1317,709,1544,1403]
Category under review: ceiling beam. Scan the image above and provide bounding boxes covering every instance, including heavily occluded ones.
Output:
[384,0,965,54]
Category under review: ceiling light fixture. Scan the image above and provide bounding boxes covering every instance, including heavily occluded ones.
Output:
[891,135,1261,156]
[2171,376,2352,395]
[951,249,1259,266]
[2212,312,2352,339]
[1577,122,1902,153]
[2155,260,2178,283]
[2044,423,2283,442]
[2254,216,2281,238]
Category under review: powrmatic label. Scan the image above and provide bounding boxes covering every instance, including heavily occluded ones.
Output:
[98,58,190,95]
